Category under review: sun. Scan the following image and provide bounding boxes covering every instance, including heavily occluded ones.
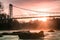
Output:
[31,17,47,22]
[39,18,47,22]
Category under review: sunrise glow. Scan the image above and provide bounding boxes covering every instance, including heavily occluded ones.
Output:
[30,30,40,33]
[39,18,47,22]
[31,17,48,22]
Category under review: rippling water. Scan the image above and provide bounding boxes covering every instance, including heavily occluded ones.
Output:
[0,31,60,40]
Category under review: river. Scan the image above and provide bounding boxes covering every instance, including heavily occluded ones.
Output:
[0,31,60,40]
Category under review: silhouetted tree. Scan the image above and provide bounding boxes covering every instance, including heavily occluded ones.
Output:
[0,13,20,30]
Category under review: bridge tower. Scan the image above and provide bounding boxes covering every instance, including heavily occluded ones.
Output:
[9,4,13,18]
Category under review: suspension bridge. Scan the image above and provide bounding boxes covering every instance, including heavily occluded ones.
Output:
[8,3,60,19]
[0,2,60,20]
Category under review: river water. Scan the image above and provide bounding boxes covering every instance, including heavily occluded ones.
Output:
[0,31,60,40]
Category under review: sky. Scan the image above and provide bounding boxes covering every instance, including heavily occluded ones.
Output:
[0,0,60,18]
[0,0,9,14]
[9,0,60,17]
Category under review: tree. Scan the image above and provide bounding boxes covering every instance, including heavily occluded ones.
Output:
[0,13,20,30]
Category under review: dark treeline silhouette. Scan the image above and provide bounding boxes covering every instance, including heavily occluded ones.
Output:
[18,20,39,29]
[0,13,39,30]
[51,18,60,30]
[15,18,60,30]
[0,14,10,30]
[0,13,20,30]
[0,14,60,30]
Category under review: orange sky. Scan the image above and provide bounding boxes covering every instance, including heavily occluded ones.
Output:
[10,0,60,17]
[0,0,60,16]
[0,0,60,22]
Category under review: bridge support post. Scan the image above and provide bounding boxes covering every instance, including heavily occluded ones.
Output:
[9,4,13,18]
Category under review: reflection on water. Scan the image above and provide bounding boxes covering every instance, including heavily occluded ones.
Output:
[21,31,60,40]
[44,31,60,40]
[0,35,19,40]
[0,31,60,40]
[22,38,44,40]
